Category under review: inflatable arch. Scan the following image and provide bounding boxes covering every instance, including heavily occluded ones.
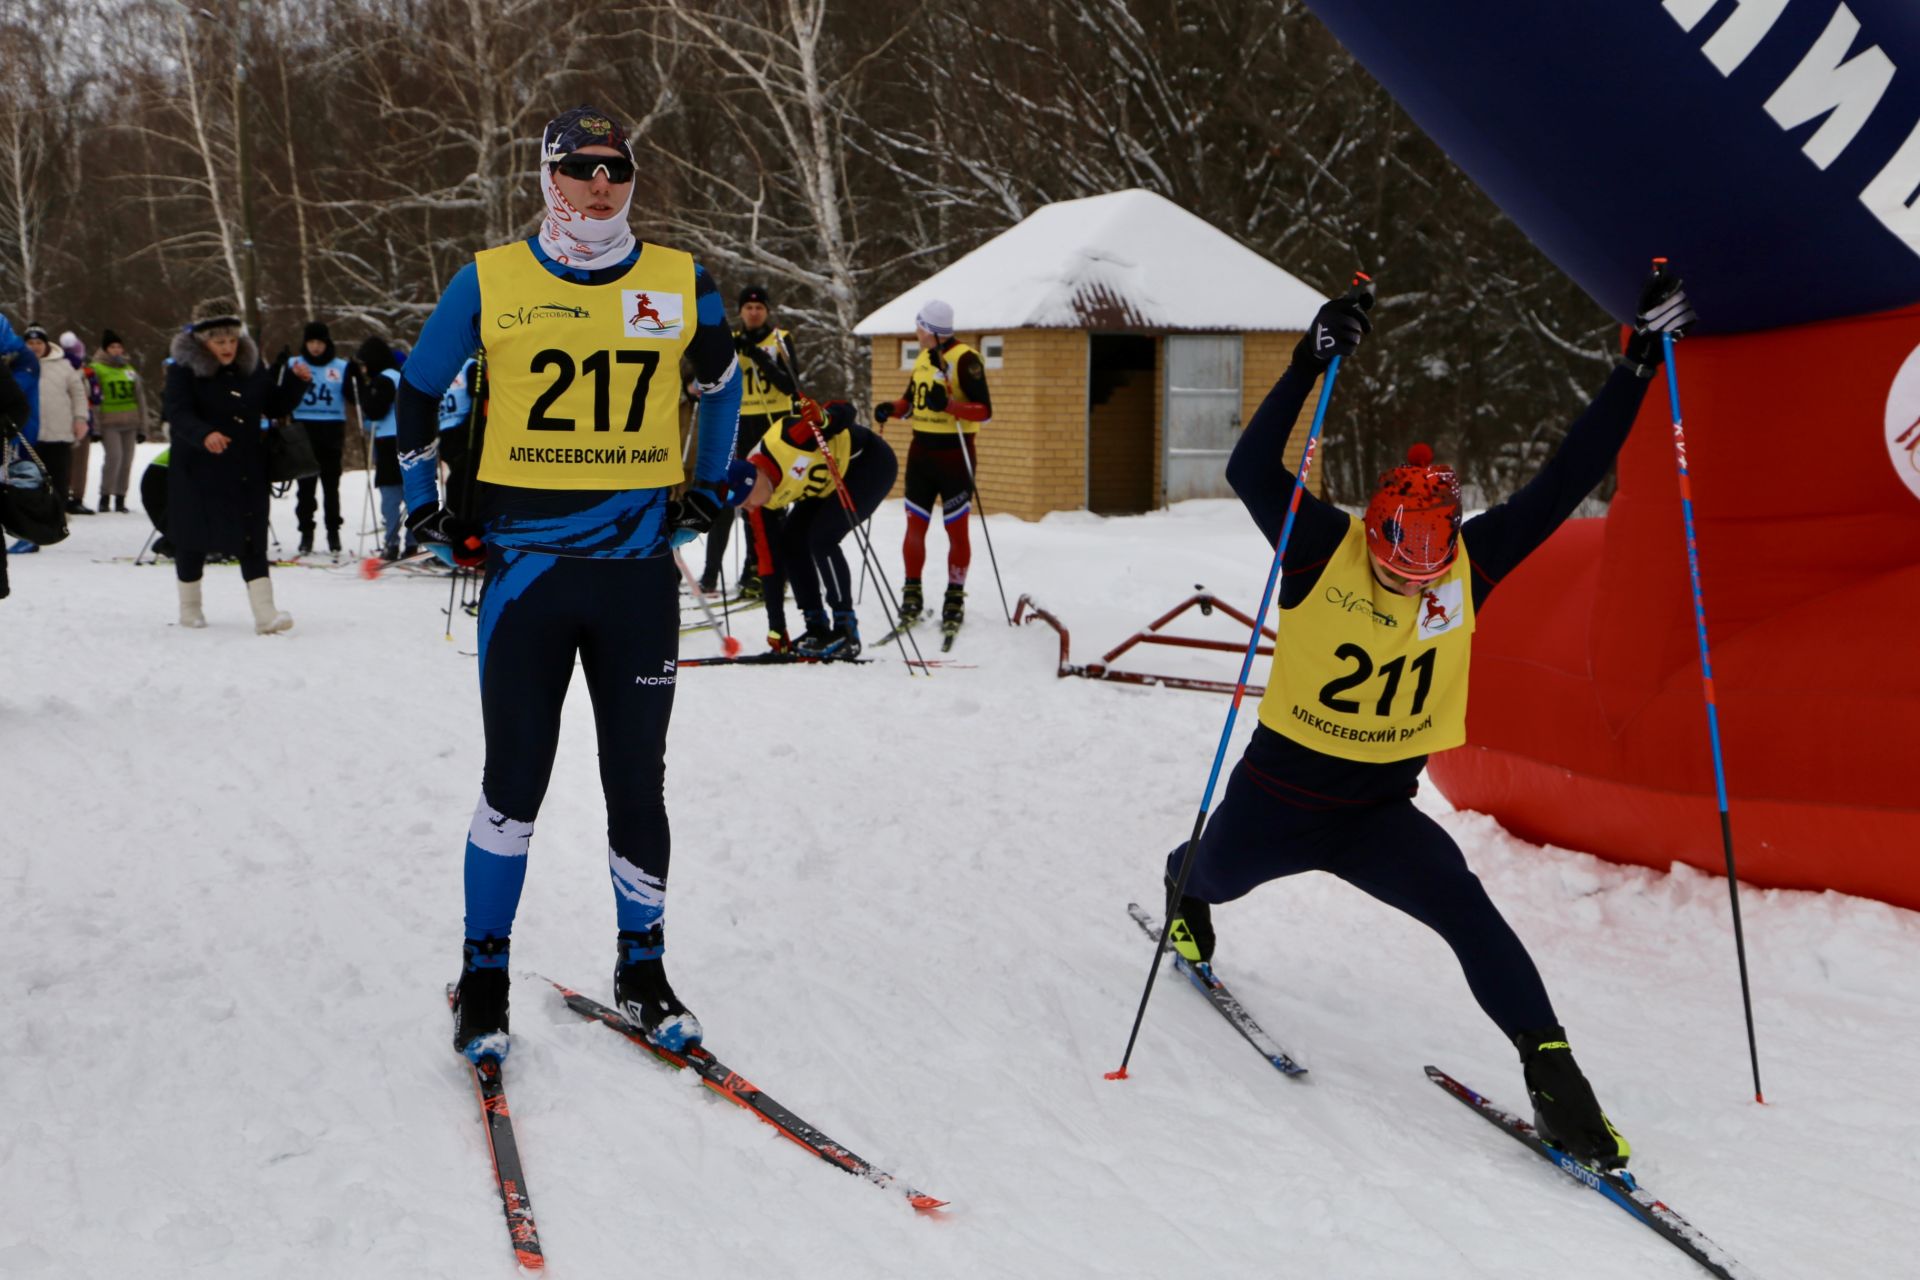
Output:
[1305,1,1920,908]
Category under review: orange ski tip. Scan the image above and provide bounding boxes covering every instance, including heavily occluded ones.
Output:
[514,1249,546,1272]
[909,1194,949,1211]
[1103,1068,1129,1081]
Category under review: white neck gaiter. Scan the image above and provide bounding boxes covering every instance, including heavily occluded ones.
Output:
[535,164,636,272]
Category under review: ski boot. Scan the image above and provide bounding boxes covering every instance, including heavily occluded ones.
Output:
[615,927,703,1053]
[940,584,965,647]
[738,570,764,601]
[792,610,837,658]
[116,495,129,514]
[767,629,791,654]
[326,527,343,560]
[1164,873,1215,965]
[796,614,861,659]
[297,527,315,556]
[452,937,512,1063]
[898,579,924,627]
[1517,1026,1630,1169]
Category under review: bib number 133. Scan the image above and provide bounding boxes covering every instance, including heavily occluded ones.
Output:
[527,348,660,432]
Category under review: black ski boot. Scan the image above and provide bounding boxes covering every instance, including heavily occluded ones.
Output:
[1517,1026,1631,1169]
[898,579,924,626]
[940,585,965,646]
[614,927,703,1053]
[792,612,836,656]
[1164,872,1216,965]
[326,527,343,559]
[452,936,511,1063]
[115,495,129,513]
[297,527,315,556]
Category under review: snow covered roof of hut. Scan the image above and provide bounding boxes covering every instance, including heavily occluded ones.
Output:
[853,189,1327,336]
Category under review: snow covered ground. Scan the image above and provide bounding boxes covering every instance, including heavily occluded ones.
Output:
[4,448,1917,1278]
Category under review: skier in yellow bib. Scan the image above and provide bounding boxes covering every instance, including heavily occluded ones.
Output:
[1164,269,1694,1171]
[393,106,746,1065]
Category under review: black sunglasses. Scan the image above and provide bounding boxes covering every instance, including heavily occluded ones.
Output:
[549,153,636,184]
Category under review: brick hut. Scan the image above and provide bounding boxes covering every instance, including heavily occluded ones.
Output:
[854,189,1328,520]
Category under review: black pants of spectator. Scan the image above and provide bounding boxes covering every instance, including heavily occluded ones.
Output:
[294,421,345,536]
[174,539,271,584]
[34,441,73,508]
[701,412,776,587]
[775,433,897,625]
[1165,724,1557,1040]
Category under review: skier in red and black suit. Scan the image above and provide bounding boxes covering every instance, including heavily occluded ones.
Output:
[872,299,990,633]
[1163,269,1693,1171]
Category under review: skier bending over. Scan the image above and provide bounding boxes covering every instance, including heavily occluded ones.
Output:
[394,105,744,1064]
[739,397,897,657]
[1164,269,1694,1169]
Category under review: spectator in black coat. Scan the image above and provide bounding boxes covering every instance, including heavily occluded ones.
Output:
[0,366,32,600]
[162,315,307,632]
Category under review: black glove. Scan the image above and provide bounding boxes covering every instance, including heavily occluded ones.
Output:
[408,501,487,568]
[1292,295,1373,369]
[873,400,894,424]
[821,400,855,439]
[668,484,726,547]
[1620,266,1696,377]
[922,382,950,413]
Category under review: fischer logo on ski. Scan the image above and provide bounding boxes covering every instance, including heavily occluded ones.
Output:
[1425,1065,1757,1280]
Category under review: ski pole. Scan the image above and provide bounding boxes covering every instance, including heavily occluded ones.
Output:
[801,405,930,674]
[926,347,1011,624]
[443,352,485,642]
[673,546,743,657]
[1108,272,1372,1081]
[1659,281,1764,1105]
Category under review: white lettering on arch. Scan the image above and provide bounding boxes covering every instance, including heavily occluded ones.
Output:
[1765,4,1896,170]
[1664,0,1792,75]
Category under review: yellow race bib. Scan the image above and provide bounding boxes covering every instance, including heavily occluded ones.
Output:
[475,240,695,490]
[737,328,798,419]
[754,420,852,510]
[1257,521,1476,762]
[909,342,981,435]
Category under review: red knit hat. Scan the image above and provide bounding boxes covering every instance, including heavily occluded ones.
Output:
[1364,444,1462,580]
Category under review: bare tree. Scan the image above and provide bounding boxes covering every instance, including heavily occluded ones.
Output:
[634,0,927,397]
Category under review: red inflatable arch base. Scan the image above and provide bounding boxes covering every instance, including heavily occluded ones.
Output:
[1428,307,1920,913]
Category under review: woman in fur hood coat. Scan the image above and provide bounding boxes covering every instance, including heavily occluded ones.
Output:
[162,315,309,632]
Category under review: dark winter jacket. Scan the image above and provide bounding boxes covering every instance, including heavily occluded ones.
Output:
[162,330,305,555]
[355,336,399,422]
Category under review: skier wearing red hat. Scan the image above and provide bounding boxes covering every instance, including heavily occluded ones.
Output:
[1162,268,1694,1170]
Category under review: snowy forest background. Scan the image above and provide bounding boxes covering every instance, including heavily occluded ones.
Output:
[2,0,1626,505]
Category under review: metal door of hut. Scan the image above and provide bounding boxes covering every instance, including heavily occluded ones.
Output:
[1163,335,1242,503]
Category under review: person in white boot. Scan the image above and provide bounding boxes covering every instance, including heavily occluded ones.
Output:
[160,313,306,632]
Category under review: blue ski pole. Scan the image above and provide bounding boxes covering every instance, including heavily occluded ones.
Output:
[1109,272,1373,1080]
[1660,286,1765,1104]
